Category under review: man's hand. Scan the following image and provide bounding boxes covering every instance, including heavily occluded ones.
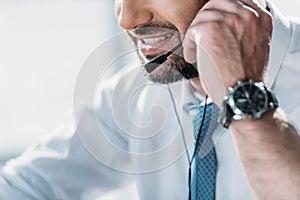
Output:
[182,2,300,199]
[183,0,272,105]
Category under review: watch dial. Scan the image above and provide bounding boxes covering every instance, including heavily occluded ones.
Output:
[233,84,267,115]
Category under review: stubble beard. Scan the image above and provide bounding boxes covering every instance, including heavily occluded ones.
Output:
[137,36,189,84]
[129,0,208,84]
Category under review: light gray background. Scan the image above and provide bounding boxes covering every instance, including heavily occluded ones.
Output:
[0,0,299,159]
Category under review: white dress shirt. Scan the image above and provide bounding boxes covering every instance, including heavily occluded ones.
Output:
[1,1,300,199]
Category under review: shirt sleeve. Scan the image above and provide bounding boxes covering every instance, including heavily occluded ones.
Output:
[0,82,134,200]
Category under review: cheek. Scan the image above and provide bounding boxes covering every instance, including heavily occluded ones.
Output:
[157,1,201,34]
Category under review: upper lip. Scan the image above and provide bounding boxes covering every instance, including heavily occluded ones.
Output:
[129,31,174,41]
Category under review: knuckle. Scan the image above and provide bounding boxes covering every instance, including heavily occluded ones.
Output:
[243,8,259,22]
[225,14,242,28]
[185,25,197,42]
[185,22,219,46]
[264,13,273,31]
[201,21,224,42]
[265,12,273,23]
[206,20,223,33]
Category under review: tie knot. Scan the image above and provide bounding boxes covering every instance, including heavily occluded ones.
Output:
[193,103,219,131]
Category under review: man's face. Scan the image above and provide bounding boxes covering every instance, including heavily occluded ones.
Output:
[115,0,207,83]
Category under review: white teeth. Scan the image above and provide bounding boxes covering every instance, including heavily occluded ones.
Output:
[145,44,152,51]
[142,33,173,45]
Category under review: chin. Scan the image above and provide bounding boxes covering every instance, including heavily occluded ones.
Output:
[140,53,189,84]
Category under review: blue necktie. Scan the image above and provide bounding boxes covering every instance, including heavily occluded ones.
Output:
[191,102,219,200]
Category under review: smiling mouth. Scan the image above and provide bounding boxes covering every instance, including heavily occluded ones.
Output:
[135,32,178,60]
[141,32,174,45]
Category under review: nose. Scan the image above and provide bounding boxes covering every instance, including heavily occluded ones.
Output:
[115,0,153,30]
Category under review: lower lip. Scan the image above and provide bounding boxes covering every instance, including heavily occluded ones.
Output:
[139,35,175,57]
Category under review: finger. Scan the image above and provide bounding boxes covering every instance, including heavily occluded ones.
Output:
[183,9,232,63]
[183,47,197,64]
[191,8,235,24]
[239,0,273,29]
[182,31,197,63]
[183,9,239,57]
[239,0,262,10]
[204,0,263,17]
[196,42,227,105]
[200,0,241,16]
[205,0,267,32]
[210,0,262,11]
[238,0,270,18]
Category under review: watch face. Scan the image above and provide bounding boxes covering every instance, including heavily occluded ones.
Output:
[230,82,268,117]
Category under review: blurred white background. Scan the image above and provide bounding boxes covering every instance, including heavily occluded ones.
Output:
[0,0,122,161]
[0,0,300,162]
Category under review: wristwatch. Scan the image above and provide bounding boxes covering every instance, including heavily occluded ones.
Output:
[218,80,278,128]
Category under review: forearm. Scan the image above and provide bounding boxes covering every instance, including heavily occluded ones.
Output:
[230,108,300,200]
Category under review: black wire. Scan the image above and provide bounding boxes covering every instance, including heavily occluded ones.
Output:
[191,95,208,163]
[167,84,208,200]
[188,95,208,200]
[165,43,182,57]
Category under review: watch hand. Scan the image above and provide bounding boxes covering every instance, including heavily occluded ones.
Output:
[241,86,251,103]
[237,99,248,103]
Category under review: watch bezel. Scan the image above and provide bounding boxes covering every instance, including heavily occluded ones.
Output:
[227,81,269,120]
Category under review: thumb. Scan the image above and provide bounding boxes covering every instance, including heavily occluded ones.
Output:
[196,42,227,106]
[182,30,201,64]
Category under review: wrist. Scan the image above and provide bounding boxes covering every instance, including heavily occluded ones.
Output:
[229,106,300,200]
[218,80,278,129]
[229,107,277,132]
